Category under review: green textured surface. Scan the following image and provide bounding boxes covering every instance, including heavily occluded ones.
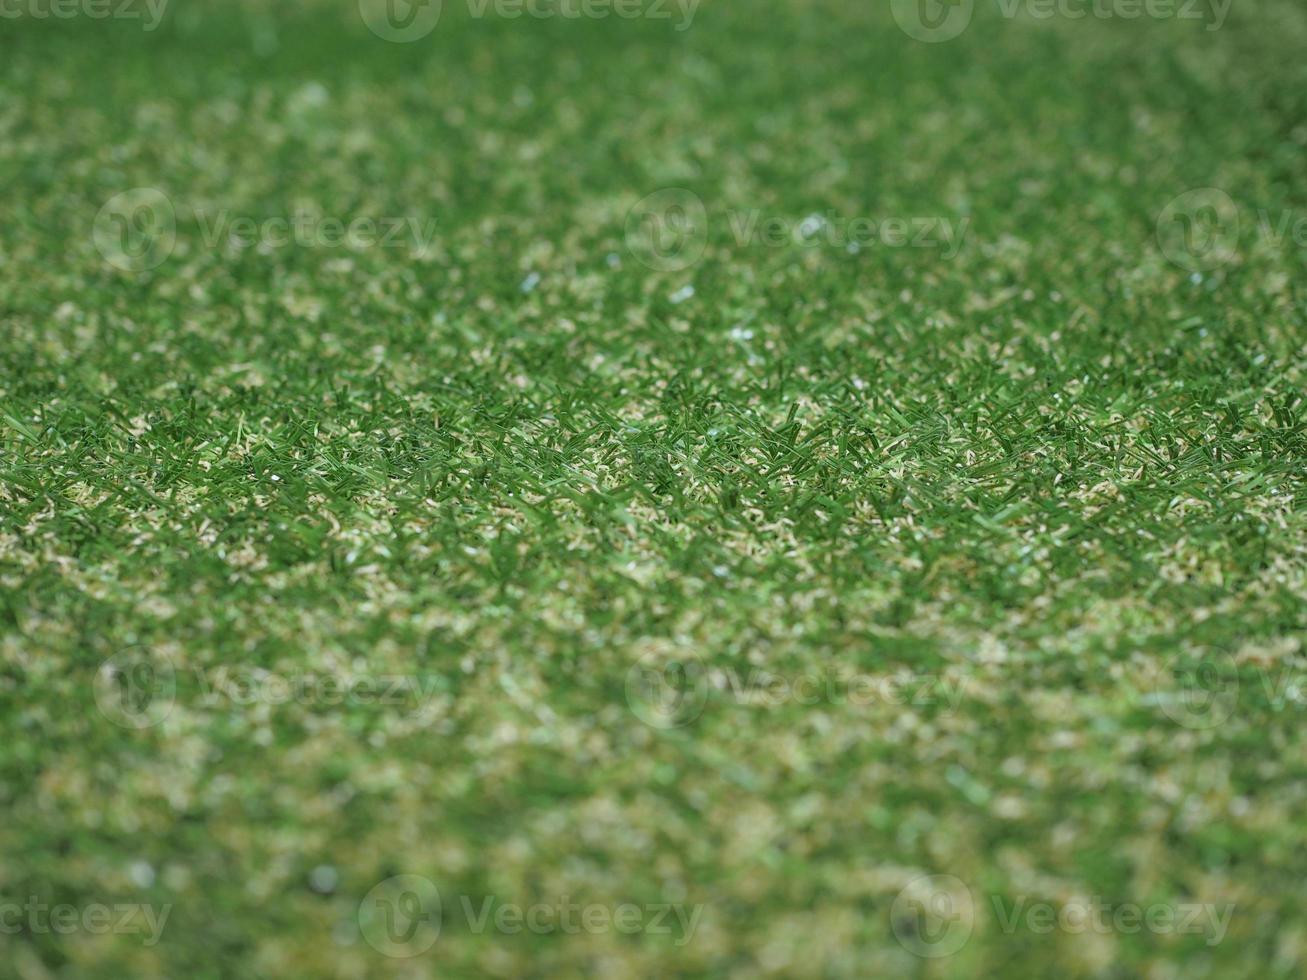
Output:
[2,0,1306,976]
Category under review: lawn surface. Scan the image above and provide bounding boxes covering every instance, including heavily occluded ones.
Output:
[2,0,1307,976]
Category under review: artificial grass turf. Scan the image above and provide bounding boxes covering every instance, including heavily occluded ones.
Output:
[2,0,1306,975]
